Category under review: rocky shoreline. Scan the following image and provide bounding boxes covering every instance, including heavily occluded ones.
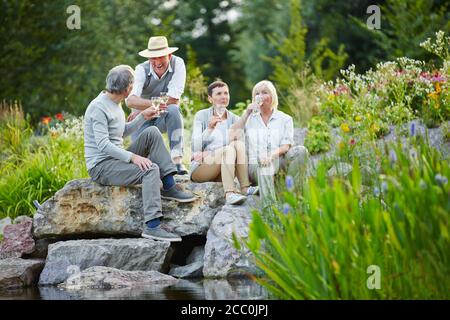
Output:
[1,121,448,297]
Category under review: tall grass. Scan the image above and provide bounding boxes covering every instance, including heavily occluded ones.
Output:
[0,101,33,160]
[243,136,449,299]
[0,104,88,219]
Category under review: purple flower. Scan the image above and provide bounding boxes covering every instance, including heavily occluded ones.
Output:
[285,175,294,191]
[282,203,291,215]
[374,187,380,197]
[430,75,446,82]
[389,150,397,165]
[410,122,416,136]
[435,174,448,186]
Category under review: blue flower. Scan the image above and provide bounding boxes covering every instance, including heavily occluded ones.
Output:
[381,181,388,192]
[282,203,290,215]
[373,187,380,197]
[389,150,397,165]
[285,175,294,191]
[410,122,416,137]
[435,174,448,186]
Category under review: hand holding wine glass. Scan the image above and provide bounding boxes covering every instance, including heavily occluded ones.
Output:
[159,92,169,113]
[252,94,263,115]
[141,102,159,120]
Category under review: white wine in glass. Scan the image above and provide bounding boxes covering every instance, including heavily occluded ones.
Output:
[215,106,226,119]
[253,95,263,115]
[150,97,161,117]
[159,92,169,113]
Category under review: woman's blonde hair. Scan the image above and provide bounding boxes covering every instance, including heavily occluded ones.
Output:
[252,80,279,110]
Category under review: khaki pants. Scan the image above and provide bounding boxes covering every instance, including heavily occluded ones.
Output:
[191,140,251,194]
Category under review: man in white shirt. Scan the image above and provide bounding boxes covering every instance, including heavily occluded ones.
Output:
[126,36,188,175]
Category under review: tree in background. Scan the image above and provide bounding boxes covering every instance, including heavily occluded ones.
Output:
[352,0,450,67]
[231,0,289,93]
[0,0,165,118]
[264,0,347,125]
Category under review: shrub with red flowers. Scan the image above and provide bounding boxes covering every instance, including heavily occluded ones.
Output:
[37,112,67,135]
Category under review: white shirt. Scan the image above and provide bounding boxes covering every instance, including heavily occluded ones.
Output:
[205,120,229,152]
[126,56,186,102]
[245,109,294,165]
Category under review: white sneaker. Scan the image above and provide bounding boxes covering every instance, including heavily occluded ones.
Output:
[246,186,259,196]
[226,192,247,205]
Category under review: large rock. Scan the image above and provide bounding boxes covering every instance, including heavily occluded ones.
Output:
[160,182,225,236]
[59,266,178,290]
[33,179,224,239]
[0,217,35,259]
[203,198,259,278]
[169,260,204,279]
[0,258,45,289]
[186,246,205,264]
[39,238,170,285]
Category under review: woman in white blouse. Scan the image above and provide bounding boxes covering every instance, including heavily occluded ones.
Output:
[230,80,308,200]
[190,80,259,205]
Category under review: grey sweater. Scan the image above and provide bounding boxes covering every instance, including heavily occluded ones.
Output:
[84,91,146,171]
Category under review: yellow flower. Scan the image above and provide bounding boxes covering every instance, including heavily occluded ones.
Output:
[327,94,335,101]
[435,82,441,94]
[434,102,440,109]
[371,123,380,133]
[338,141,345,150]
[428,92,438,100]
[354,115,362,122]
[340,123,350,133]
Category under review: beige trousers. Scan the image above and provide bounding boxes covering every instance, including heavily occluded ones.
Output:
[191,140,251,194]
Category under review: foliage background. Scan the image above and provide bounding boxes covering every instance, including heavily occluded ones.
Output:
[1,0,448,119]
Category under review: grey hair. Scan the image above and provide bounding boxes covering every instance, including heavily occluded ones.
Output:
[105,65,134,94]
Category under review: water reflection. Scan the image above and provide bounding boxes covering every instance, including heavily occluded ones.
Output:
[0,278,268,300]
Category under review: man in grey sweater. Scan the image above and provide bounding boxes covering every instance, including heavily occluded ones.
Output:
[84,65,196,242]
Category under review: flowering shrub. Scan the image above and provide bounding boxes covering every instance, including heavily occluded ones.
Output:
[304,117,331,154]
[37,112,68,135]
[304,31,450,153]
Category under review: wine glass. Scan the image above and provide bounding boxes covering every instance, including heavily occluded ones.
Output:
[159,92,169,113]
[253,94,263,115]
[215,105,226,119]
[150,97,161,117]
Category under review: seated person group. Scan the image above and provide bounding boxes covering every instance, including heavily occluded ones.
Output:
[84,36,309,242]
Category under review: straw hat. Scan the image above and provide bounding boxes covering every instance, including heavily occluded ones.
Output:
[138,36,178,58]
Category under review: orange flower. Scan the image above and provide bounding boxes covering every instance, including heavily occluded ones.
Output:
[55,113,64,121]
[41,116,52,125]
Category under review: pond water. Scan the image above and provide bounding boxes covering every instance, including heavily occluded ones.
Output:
[0,278,269,300]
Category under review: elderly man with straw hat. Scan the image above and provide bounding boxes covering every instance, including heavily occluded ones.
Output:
[126,36,188,175]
